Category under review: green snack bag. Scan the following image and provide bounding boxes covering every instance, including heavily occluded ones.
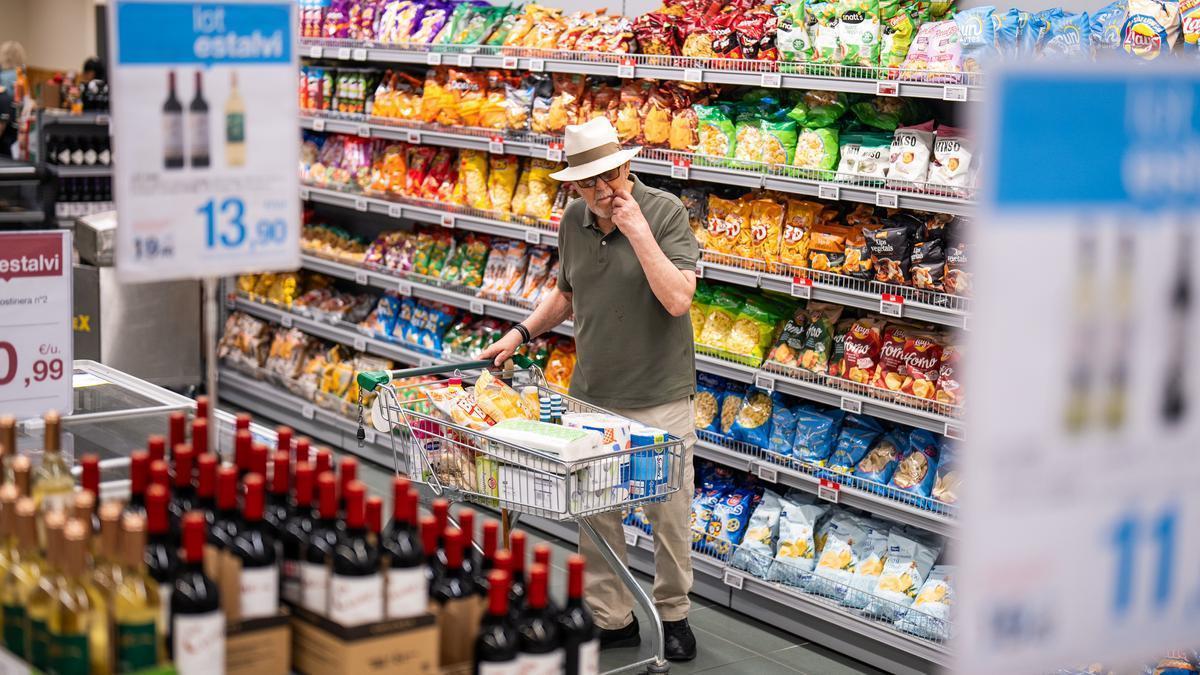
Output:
[787,90,849,128]
[810,3,842,64]
[880,5,916,68]
[837,0,881,68]
[849,96,926,131]
[695,104,737,159]
[690,281,716,341]
[761,116,800,165]
[794,127,840,172]
[775,0,814,62]
[485,6,520,45]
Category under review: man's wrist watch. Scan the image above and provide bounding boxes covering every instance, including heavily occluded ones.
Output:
[513,323,531,344]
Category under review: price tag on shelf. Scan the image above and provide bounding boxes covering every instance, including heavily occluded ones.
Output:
[336,47,351,60]
[695,262,704,279]
[351,48,367,61]
[311,118,326,132]
[880,293,904,317]
[760,72,782,88]
[469,300,485,315]
[419,356,435,368]
[426,52,442,66]
[723,569,746,590]
[943,85,969,102]
[300,187,311,201]
[670,158,691,180]
[875,191,899,209]
[488,136,505,154]
[624,530,639,547]
[817,184,840,201]
[944,422,965,440]
[961,314,970,332]
[756,464,778,484]
[817,478,841,503]
[387,204,403,219]
[354,270,368,285]
[301,403,316,420]
[617,58,636,79]
[545,142,563,162]
[683,68,703,83]
[529,58,545,72]
[440,213,455,229]
[362,428,376,444]
[754,373,775,393]
[406,130,422,144]
[840,396,862,414]
[225,293,236,310]
[353,336,367,352]
[308,45,322,59]
[396,280,413,296]
[0,231,74,419]
[94,114,110,126]
[876,80,899,97]
[356,124,371,138]
[354,198,369,212]
[502,56,519,69]
[457,54,473,68]
[790,276,812,299]
[280,314,294,329]
[525,230,541,245]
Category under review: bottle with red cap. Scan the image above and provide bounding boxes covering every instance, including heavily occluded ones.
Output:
[265,451,291,537]
[169,512,224,671]
[250,443,269,483]
[191,417,209,459]
[532,545,561,618]
[231,474,278,619]
[313,448,332,482]
[275,426,292,461]
[125,450,150,516]
[474,570,519,675]
[475,521,499,594]
[79,454,102,533]
[516,563,563,674]
[235,413,251,434]
[194,453,218,522]
[366,496,383,546]
[329,481,382,626]
[458,508,479,582]
[558,555,598,675]
[302,473,340,615]
[208,466,242,549]
[431,498,450,570]
[431,526,477,606]
[419,514,441,591]
[144,484,178,631]
[167,413,185,461]
[280,462,315,606]
[336,457,358,520]
[195,396,210,424]
[234,430,253,480]
[149,460,175,537]
[168,443,197,537]
[384,480,425,619]
[147,435,166,465]
[508,530,528,619]
[292,437,311,474]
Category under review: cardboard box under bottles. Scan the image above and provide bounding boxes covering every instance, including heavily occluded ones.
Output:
[205,544,292,675]
[290,606,439,675]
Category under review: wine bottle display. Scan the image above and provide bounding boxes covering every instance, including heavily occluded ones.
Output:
[559,556,599,675]
[384,479,425,619]
[51,520,110,675]
[225,71,245,167]
[280,462,315,606]
[231,474,279,619]
[33,412,74,516]
[114,514,162,673]
[302,473,340,614]
[329,481,383,626]
[144,485,177,633]
[515,564,563,675]
[474,570,519,675]
[162,71,183,169]
[190,71,210,168]
[170,513,224,673]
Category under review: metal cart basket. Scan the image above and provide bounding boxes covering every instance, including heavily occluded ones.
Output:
[358,359,685,674]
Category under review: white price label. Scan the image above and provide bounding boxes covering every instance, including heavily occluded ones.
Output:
[440,213,455,229]
[225,294,236,310]
[354,198,369,212]
[336,47,351,60]
[944,422,965,440]
[723,570,746,590]
[308,45,322,59]
[756,464,778,484]
[426,52,442,66]
[818,184,840,201]
[683,68,703,83]
[880,294,904,317]
[817,478,841,503]
[353,336,367,352]
[875,191,899,209]
[840,396,862,414]
[301,404,315,420]
[94,114,110,126]
[396,280,413,296]
[754,373,775,392]
[311,118,326,132]
[469,300,485,315]
[624,530,639,547]
[670,162,690,180]
[457,54,473,67]
[617,63,635,79]
[388,204,403,219]
[760,72,782,88]
[0,231,74,419]
[488,139,505,154]
[961,314,970,332]
[790,277,812,299]
[300,187,311,201]
[528,58,545,72]
[545,145,563,162]
[419,357,435,368]
[351,48,367,61]
[356,124,371,138]
[406,130,421,144]
[525,230,541,245]
[502,56,518,69]
[280,314,294,328]
[876,80,900,97]
[695,263,704,279]
[943,85,968,102]
[354,270,368,285]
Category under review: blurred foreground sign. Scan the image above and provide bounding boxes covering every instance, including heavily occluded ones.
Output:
[963,65,1200,673]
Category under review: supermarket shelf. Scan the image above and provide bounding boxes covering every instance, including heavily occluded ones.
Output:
[0,209,45,224]
[300,253,573,337]
[0,159,36,177]
[695,353,757,384]
[39,111,110,126]
[301,184,559,248]
[299,38,982,103]
[46,164,111,178]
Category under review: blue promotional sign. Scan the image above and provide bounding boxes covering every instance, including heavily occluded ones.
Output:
[109,0,299,283]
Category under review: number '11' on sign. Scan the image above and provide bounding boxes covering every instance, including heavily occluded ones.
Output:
[1110,508,1178,618]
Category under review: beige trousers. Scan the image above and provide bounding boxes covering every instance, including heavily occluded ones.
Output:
[578,397,697,629]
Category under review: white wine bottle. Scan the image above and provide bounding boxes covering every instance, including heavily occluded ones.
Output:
[114,514,162,672]
[33,411,74,517]
[51,519,111,675]
[3,496,41,658]
[225,72,245,167]
[28,510,66,670]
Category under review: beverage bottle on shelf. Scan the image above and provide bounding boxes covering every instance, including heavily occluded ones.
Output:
[474,570,519,675]
[83,136,98,166]
[280,462,315,606]
[532,545,561,618]
[33,411,73,516]
[558,555,599,675]
[0,414,16,482]
[209,465,242,549]
[231,474,279,619]
[28,511,66,669]
[384,482,424,619]
[169,443,197,535]
[302,473,340,615]
[0,488,13,576]
[432,527,478,665]
[330,481,382,626]
[265,451,291,537]
[147,435,166,465]
[126,451,150,515]
[189,71,210,169]
[80,454,102,532]
[144,485,177,632]
[195,397,210,426]
[2,495,39,656]
[314,448,332,479]
[70,138,84,166]
[149,460,170,493]
[275,426,293,461]
[71,492,95,540]
[366,496,383,546]
[51,519,110,675]
[250,442,269,483]
[293,437,312,474]
[508,530,528,620]
[516,564,563,675]
[114,514,162,672]
[337,457,358,519]
[170,513,225,672]
[459,508,479,581]
[168,413,185,460]
[477,520,499,592]
[225,71,246,168]
[191,417,209,459]
[420,515,441,590]
[235,429,252,480]
[194,453,218,526]
[12,456,30,499]
[235,413,251,436]
[94,502,123,599]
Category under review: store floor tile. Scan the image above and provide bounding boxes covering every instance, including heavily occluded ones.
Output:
[693,655,805,674]
[765,643,886,675]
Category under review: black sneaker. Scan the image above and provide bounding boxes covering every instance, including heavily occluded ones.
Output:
[663,618,697,662]
[599,615,641,649]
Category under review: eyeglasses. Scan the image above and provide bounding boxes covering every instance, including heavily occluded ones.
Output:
[574,166,624,189]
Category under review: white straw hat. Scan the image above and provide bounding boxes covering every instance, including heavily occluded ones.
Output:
[548,117,642,182]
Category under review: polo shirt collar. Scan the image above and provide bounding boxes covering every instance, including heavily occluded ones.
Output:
[581,174,646,231]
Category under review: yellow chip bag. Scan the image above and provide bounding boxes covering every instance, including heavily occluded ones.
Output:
[459,150,491,211]
[488,155,519,214]
[748,198,785,265]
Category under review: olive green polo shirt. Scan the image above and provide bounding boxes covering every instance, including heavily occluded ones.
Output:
[556,175,699,409]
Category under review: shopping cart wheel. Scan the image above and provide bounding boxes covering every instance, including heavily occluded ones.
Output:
[646,660,670,674]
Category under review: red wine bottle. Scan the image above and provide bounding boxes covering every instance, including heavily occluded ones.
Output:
[235,412,251,434]
[384,484,424,619]
[558,556,598,675]
[232,474,278,619]
[366,496,383,546]
[265,451,290,536]
[458,508,479,581]
[314,448,332,479]
[275,426,293,460]
[145,484,178,632]
[302,472,340,615]
[208,465,242,549]
[474,570,519,675]
[337,457,358,518]
[126,450,150,515]
[330,481,383,626]
[169,443,197,535]
[191,417,209,458]
[250,442,269,482]
[149,460,170,493]
[532,545,561,618]
[280,462,315,606]
[234,430,252,479]
[516,564,563,674]
[293,437,311,475]
[476,520,499,593]
[420,514,441,590]
[195,453,218,525]
[79,454,102,533]
[147,435,166,465]
[431,498,450,569]
[431,527,477,602]
[508,531,528,620]
[170,512,225,671]
[167,412,185,460]
[195,396,210,424]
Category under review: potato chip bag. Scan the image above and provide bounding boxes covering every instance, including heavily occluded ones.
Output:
[780,199,822,268]
[760,117,799,166]
[854,430,906,485]
[703,196,742,256]
[690,282,715,340]
[1123,0,1180,60]
[804,511,869,599]
[943,222,970,296]
[544,341,577,392]
[793,405,846,464]
[615,80,650,143]
[954,6,998,72]
[709,488,758,555]
[695,373,724,434]
[925,20,964,83]
[459,150,491,211]
[935,343,963,406]
[837,0,882,67]
[731,489,783,577]
[810,3,843,63]
[889,429,940,498]
[727,297,782,363]
[747,198,785,264]
[1090,1,1128,55]
[775,0,815,61]
[869,216,917,284]
[699,286,744,351]
[840,317,883,384]
[827,425,883,473]
[899,330,943,400]
[521,159,560,221]
[887,120,935,186]
[895,565,954,640]
[669,107,700,152]
[694,104,736,159]
[767,495,830,585]
[794,127,839,172]
[511,162,531,215]
[798,302,845,374]
[842,520,892,609]
[733,116,765,166]
[863,530,941,620]
[872,323,910,391]
[719,382,746,436]
[807,224,848,274]
[486,155,519,214]
[767,402,800,459]
[881,4,917,67]
[767,308,809,368]
[1041,11,1091,59]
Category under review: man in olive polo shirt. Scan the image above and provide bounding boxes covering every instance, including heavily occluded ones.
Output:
[481,117,699,661]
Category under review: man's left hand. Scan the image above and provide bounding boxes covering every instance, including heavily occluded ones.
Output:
[612,190,651,240]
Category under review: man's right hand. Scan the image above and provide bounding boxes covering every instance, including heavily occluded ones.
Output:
[479,329,524,367]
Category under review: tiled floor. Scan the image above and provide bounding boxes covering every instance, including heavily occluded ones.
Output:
[347,453,884,675]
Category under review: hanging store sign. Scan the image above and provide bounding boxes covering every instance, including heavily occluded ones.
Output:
[109,0,299,282]
[962,65,1200,673]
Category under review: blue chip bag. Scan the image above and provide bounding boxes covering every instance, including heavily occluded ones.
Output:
[995,8,1022,58]
[793,406,846,465]
[767,401,800,460]
[731,488,783,578]
[767,494,830,586]
[932,442,959,505]
[1090,1,1127,55]
[360,292,402,337]
[843,413,885,432]
[710,488,758,557]
[719,383,747,437]
[826,425,884,474]
[1041,11,1091,59]
[689,487,724,549]
[732,390,775,449]
[955,6,999,73]
[864,528,941,620]
[1019,8,1058,55]
[895,565,954,640]
[888,430,940,498]
[695,373,726,435]
[853,429,907,484]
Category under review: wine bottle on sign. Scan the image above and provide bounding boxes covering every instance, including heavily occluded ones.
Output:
[515,564,563,675]
[231,474,279,619]
[280,462,315,606]
[329,482,383,626]
[474,570,519,675]
[170,513,225,672]
[189,71,210,168]
[302,473,340,615]
[558,555,599,675]
[384,481,424,619]
[225,72,246,167]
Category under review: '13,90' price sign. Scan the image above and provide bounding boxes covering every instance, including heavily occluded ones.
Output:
[109,0,300,282]
[0,231,74,419]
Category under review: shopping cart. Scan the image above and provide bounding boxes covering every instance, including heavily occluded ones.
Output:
[357,359,685,674]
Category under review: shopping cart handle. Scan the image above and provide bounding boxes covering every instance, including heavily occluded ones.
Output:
[356,354,536,391]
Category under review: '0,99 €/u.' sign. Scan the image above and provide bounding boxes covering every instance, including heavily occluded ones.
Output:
[109,0,300,282]
[0,231,74,420]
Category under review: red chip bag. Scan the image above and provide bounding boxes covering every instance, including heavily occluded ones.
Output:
[840,318,883,385]
[871,323,910,392]
[405,146,436,197]
[936,344,963,406]
[899,331,943,400]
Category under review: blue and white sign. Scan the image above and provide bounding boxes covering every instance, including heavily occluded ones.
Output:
[962,65,1200,673]
[109,1,299,282]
